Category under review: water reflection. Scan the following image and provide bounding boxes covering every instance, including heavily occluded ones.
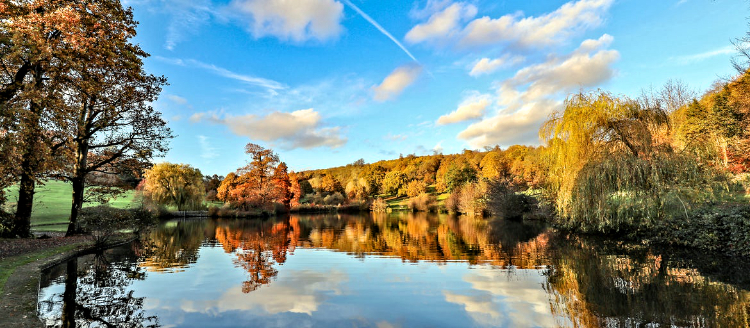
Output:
[37,213,750,327]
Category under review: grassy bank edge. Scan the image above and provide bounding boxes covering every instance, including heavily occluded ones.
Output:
[0,235,136,327]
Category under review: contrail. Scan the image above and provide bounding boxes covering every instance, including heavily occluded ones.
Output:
[341,0,419,63]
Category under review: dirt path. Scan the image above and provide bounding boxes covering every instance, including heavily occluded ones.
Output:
[0,234,93,327]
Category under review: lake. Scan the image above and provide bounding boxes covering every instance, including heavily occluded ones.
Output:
[37,212,750,327]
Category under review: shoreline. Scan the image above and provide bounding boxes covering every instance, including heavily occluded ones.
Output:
[0,236,135,328]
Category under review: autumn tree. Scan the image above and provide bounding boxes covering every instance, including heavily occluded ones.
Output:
[288,172,302,207]
[479,151,507,180]
[224,143,291,210]
[444,162,477,192]
[272,162,291,208]
[405,179,427,198]
[382,171,407,196]
[359,165,386,196]
[143,163,204,211]
[319,175,343,194]
[0,0,77,237]
[56,1,170,235]
[217,172,239,203]
[541,90,720,233]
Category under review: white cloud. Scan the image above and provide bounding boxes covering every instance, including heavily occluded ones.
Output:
[406,0,613,50]
[443,291,500,318]
[177,269,347,315]
[409,0,453,20]
[469,55,524,77]
[669,45,735,65]
[458,34,619,148]
[437,93,491,125]
[198,135,219,160]
[405,3,477,45]
[195,108,346,149]
[230,0,344,42]
[459,0,613,48]
[156,57,287,94]
[459,269,557,327]
[385,133,408,141]
[166,94,189,105]
[164,0,214,50]
[372,65,423,102]
[433,141,444,154]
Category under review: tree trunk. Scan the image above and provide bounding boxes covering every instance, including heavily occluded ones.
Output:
[13,170,34,237]
[67,130,89,236]
[13,65,45,238]
[67,177,85,236]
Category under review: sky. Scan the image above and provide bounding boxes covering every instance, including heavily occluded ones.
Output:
[121,0,749,175]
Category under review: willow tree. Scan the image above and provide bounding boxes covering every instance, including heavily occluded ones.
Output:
[541,90,719,233]
[143,163,204,211]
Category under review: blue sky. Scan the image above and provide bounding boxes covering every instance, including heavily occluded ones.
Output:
[122,0,748,175]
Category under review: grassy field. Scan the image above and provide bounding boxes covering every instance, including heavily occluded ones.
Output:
[3,180,136,231]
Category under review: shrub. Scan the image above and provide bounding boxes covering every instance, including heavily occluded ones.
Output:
[407,193,437,212]
[456,182,487,216]
[487,179,536,221]
[653,205,750,256]
[0,210,14,238]
[405,180,428,198]
[323,192,346,205]
[79,206,156,246]
[445,190,460,213]
[371,198,388,213]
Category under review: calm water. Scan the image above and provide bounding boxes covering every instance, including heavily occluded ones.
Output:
[37,213,750,327]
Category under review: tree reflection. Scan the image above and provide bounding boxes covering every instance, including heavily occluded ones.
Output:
[544,234,750,327]
[214,218,300,293]
[39,251,158,328]
[135,220,211,272]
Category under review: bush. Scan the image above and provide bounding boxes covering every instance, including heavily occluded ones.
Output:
[653,205,750,256]
[487,179,536,220]
[0,210,14,238]
[405,180,427,198]
[456,182,487,216]
[323,192,346,205]
[79,206,156,246]
[444,190,460,213]
[370,198,388,213]
[407,193,437,212]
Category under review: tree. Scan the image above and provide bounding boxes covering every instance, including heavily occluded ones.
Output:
[289,173,303,207]
[541,90,717,232]
[143,163,204,211]
[444,163,477,192]
[0,0,171,237]
[479,151,507,180]
[709,90,743,168]
[272,162,291,208]
[382,171,407,196]
[319,175,343,194]
[359,165,386,196]
[57,0,170,235]
[224,143,288,210]
[405,179,427,198]
[217,172,239,203]
[0,0,77,237]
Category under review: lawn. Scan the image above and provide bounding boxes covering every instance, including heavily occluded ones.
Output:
[3,180,137,231]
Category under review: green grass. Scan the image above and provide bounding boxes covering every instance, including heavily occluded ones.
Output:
[0,242,87,295]
[3,180,136,231]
